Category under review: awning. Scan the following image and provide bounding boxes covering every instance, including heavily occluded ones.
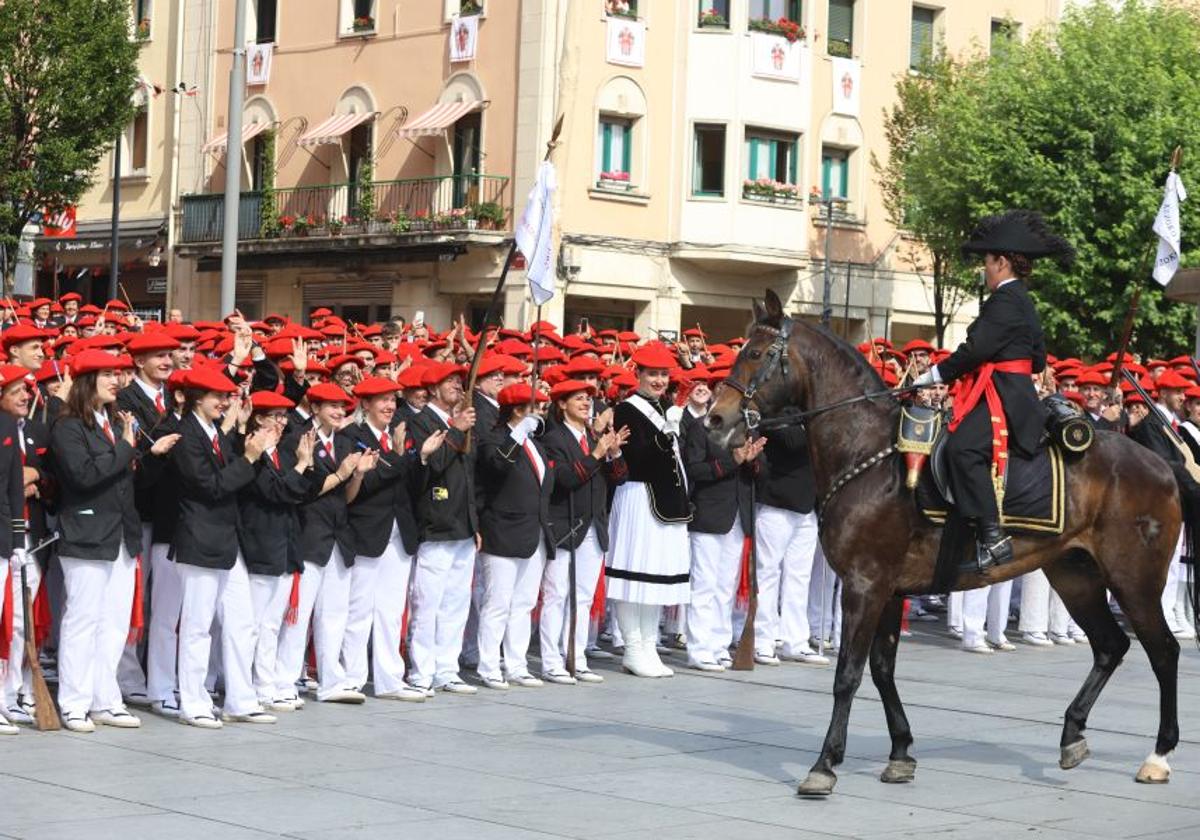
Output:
[201,121,270,154]
[398,100,481,138]
[298,112,375,147]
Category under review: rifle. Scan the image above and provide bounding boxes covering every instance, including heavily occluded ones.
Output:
[20,535,61,731]
[1123,369,1200,484]
[565,494,578,676]
[731,476,758,671]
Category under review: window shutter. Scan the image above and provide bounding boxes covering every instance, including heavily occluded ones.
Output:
[621,124,632,173]
[602,122,613,172]
[910,7,934,68]
[828,0,853,45]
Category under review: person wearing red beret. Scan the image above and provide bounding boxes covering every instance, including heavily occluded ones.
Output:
[4,325,47,378]
[57,293,82,327]
[51,351,180,732]
[1074,369,1122,432]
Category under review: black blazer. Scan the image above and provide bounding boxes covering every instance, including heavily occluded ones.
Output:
[237,442,310,576]
[50,413,141,561]
[408,405,477,542]
[17,418,53,548]
[612,396,691,523]
[339,421,423,557]
[150,412,184,544]
[937,281,1047,456]
[542,420,618,552]
[756,423,816,514]
[477,429,553,558]
[171,412,256,570]
[0,415,27,556]
[116,380,170,522]
[293,430,357,568]
[285,406,316,440]
[684,411,756,534]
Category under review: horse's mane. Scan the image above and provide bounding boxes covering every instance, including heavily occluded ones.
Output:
[791,319,892,401]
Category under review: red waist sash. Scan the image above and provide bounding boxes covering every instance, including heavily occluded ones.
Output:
[947,359,1034,483]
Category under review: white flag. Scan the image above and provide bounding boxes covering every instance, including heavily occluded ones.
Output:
[1153,170,1187,286]
[515,161,557,306]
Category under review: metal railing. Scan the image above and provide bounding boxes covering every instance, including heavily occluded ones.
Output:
[179,174,511,243]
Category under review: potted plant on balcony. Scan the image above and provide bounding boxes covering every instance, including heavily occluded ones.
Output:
[698,8,727,28]
[309,215,330,237]
[605,1,636,19]
[292,214,315,236]
[743,178,801,204]
[410,210,432,232]
[136,18,151,39]
[278,214,296,234]
[598,170,632,191]
[460,0,483,15]
[389,211,411,234]
[828,39,852,58]
[327,216,345,236]
[444,207,477,231]
[352,15,375,32]
[473,202,505,230]
[748,17,805,43]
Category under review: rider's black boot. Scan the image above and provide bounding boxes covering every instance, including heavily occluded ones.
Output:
[975,518,1012,572]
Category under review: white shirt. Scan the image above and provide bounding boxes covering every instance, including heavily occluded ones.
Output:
[192,411,219,441]
[134,375,164,407]
[427,401,451,427]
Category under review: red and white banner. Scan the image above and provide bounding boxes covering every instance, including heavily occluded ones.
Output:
[450,14,479,63]
[831,57,860,116]
[247,43,273,86]
[606,17,645,68]
[750,32,801,82]
[41,207,76,239]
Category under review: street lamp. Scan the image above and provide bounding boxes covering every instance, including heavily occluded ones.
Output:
[811,192,848,327]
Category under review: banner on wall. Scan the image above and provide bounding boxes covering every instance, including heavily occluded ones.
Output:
[750,32,801,82]
[831,57,861,116]
[606,17,645,68]
[450,14,479,63]
[247,43,273,86]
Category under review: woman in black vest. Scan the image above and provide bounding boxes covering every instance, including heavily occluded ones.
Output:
[606,345,692,678]
[53,350,179,732]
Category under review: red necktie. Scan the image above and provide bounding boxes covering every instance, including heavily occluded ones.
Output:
[102,421,115,444]
[1173,419,1181,433]
[579,433,589,455]
[270,449,280,469]
[324,439,334,457]
[212,433,224,464]
[380,431,391,453]
[523,441,543,482]
[154,391,165,414]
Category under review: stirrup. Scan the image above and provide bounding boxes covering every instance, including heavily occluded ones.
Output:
[976,534,1012,571]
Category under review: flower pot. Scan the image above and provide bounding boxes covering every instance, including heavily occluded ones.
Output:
[466,219,478,231]
[310,227,330,237]
[368,220,389,234]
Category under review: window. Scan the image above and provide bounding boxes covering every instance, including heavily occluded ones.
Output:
[821,147,850,200]
[596,116,634,188]
[692,124,726,197]
[746,130,798,185]
[342,0,375,32]
[910,6,936,70]
[250,134,269,191]
[606,0,637,18]
[990,18,1018,53]
[828,0,854,57]
[255,0,277,43]
[698,0,729,28]
[751,0,800,20]
[116,108,149,178]
[133,0,152,37]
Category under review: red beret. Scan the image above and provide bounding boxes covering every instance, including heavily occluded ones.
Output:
[497,383,548,406]
[0,364,33,389]
[682,328,706,338]
[476,355,510,377]
[1074,369,1109,387]
[71,348,133,375]
[353,376,402,398]
[250,390,295,411]
[306,382,353,405]
[631,344,678,370]
[1,324,47,349]
[1156,369,1192,391]
[59,293,83,304]
[550,379,597,401]
[902,339,935,354]
[397,365,428,389]
[563,356,605,376]
[421,362,466,387]
[126,333,181,355]
[183,366,239,393]
[1061,390,1086,409]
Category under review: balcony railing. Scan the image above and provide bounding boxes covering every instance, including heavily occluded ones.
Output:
[179,175,511,244]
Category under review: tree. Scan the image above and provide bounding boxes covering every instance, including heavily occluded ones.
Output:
[878,0,1200,358]
[0,0,140,276]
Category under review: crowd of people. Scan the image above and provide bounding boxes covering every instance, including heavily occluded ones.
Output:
[0,293,1192,735]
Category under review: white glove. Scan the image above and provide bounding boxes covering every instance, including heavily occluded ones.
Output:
[665,405,684,436]
[10,547,26,571]
[912,366,942,388]
[510,415,540,445]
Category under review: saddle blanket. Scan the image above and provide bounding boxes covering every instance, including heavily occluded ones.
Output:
[917,445,1066,536]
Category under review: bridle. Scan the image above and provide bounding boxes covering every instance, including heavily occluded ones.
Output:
[722,317,794,433]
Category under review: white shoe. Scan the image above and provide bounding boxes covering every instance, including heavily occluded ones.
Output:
[542,669,578,685]
[949,627,963,639]
[63,713,96,733]
[585,645,615,660]
[509,673,544,688]
[962,643,993,655]
[180,714,222,730]
[0,712,18,735]
[221,710,277,724]
[92,708,141,728]
[780,648,830,665]
[1173,627,1196,640]
[987,638,1017,652]
[284,694,306,710]
[150,699,182,719]
[715,652,733,668]
[123,691,151,709]
[321,688,366,704]
[754,652,781,666]
[574,669,604,684]
[688,659,726,672]
[439,680,478,695]
[1050,633,1075,646]
[264,698,298,712]
[478,676,509,691]
[5,705,33,726]
[1022,632,1054,647]
[376,685,427,702]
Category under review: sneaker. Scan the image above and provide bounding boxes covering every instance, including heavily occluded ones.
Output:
[1070,633,1090,644]
[542,669,578,685]
[221,710,277,724]
[150,699,182,719]
[5,705,33,726]
[439,680,478,695]
[987,638,1017,652]
[92,708,141,728]
[0,712,17,735]
[1173,627,1196,640]
[949,627,963,639]
[754,652,781,666]
[574,669,604,684]
[1022,631,1054,647]
[1050,633,1076,646]
[123,691,151,709]
[321,688,367,704]
[780,648,830,665]
[688,659,726,672]
[180,714,222,730]
[265,698,298,712]
[715,652,733,668]
[962,642,993,655]
[375,685,427,702]
[585,645,614,660]
[478,676,510,691]
[63,712,96,733]
[509,674,544,688]
[900,628,914,638]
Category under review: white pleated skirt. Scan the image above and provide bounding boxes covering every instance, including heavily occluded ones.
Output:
[606,481,690,606]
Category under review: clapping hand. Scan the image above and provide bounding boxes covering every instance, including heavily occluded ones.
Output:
[732,435,767,465]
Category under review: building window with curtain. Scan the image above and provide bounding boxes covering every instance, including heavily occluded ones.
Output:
[692,124,726,197]
[596,116,635,191]
[820,146,850,205]
[744,130,800,203]
[827,0,854,57]
[910,6,936,70]
[606,0,637,19]
[348,0,375,32]
[117,108,150,179]
[134,0,152,37]
[255,0,277,43]
[750,0,800,22]
[698,0,730,29]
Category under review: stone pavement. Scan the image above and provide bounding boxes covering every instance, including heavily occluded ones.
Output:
[2,625,1198,840]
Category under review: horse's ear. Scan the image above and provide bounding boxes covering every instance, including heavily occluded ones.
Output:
[751,298,767,323]
[764,289,784,321]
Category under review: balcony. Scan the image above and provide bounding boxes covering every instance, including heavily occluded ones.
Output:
[176,175,511,269]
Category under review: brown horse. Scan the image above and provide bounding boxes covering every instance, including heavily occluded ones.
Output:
[705,289,1188,797]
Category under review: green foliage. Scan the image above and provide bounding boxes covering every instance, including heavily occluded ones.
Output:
[355,158,375,222]
[879,0,1200,358]
[0,0,141,261]
[258,132,279,238]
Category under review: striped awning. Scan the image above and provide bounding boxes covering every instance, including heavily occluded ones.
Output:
[298,111,375,147]
[201,121,270,154]
[398,100,481,138]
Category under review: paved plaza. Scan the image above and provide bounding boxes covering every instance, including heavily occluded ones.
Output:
[2,624,1198,840]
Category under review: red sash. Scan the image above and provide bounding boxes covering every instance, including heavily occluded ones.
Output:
[947,359,1033,483]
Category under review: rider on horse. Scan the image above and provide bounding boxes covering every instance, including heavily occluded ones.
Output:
[913,210,1074,572]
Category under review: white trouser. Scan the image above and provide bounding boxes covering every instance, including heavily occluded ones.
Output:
[1163,533,1186,630]
[177,556,260,719]
[807,546,841,648]
[753,505,819,655]
[1018,569,1071,636]
[346,524,415,693]
[686,523,743,665]
[314,548,354,700]
[249,572,291,702]
[460,553,485,667]
[2,551,40,708]
[409,538,476,688]
[275,560,324,699]
[961,580,1013,648]
[477,546,545,680]
[116,524,153,696]
[540,526,604,673]
[57,546,136,717]
[145,543,182,703]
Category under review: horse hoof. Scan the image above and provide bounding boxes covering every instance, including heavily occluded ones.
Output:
[1059,739,1090,770]
[880,757,917,784]
[797,770,837,797]
[1135,752,1171,784]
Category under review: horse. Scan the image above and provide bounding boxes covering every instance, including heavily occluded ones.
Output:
[705,289,1191,797]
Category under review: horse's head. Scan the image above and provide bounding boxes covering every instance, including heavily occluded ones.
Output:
[706,289,804,448]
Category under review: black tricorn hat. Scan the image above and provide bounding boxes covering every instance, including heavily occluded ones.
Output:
[961,210,1075,268]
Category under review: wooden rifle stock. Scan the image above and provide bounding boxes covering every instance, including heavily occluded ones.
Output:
[21,557,59,730]
[731,478,758,670]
